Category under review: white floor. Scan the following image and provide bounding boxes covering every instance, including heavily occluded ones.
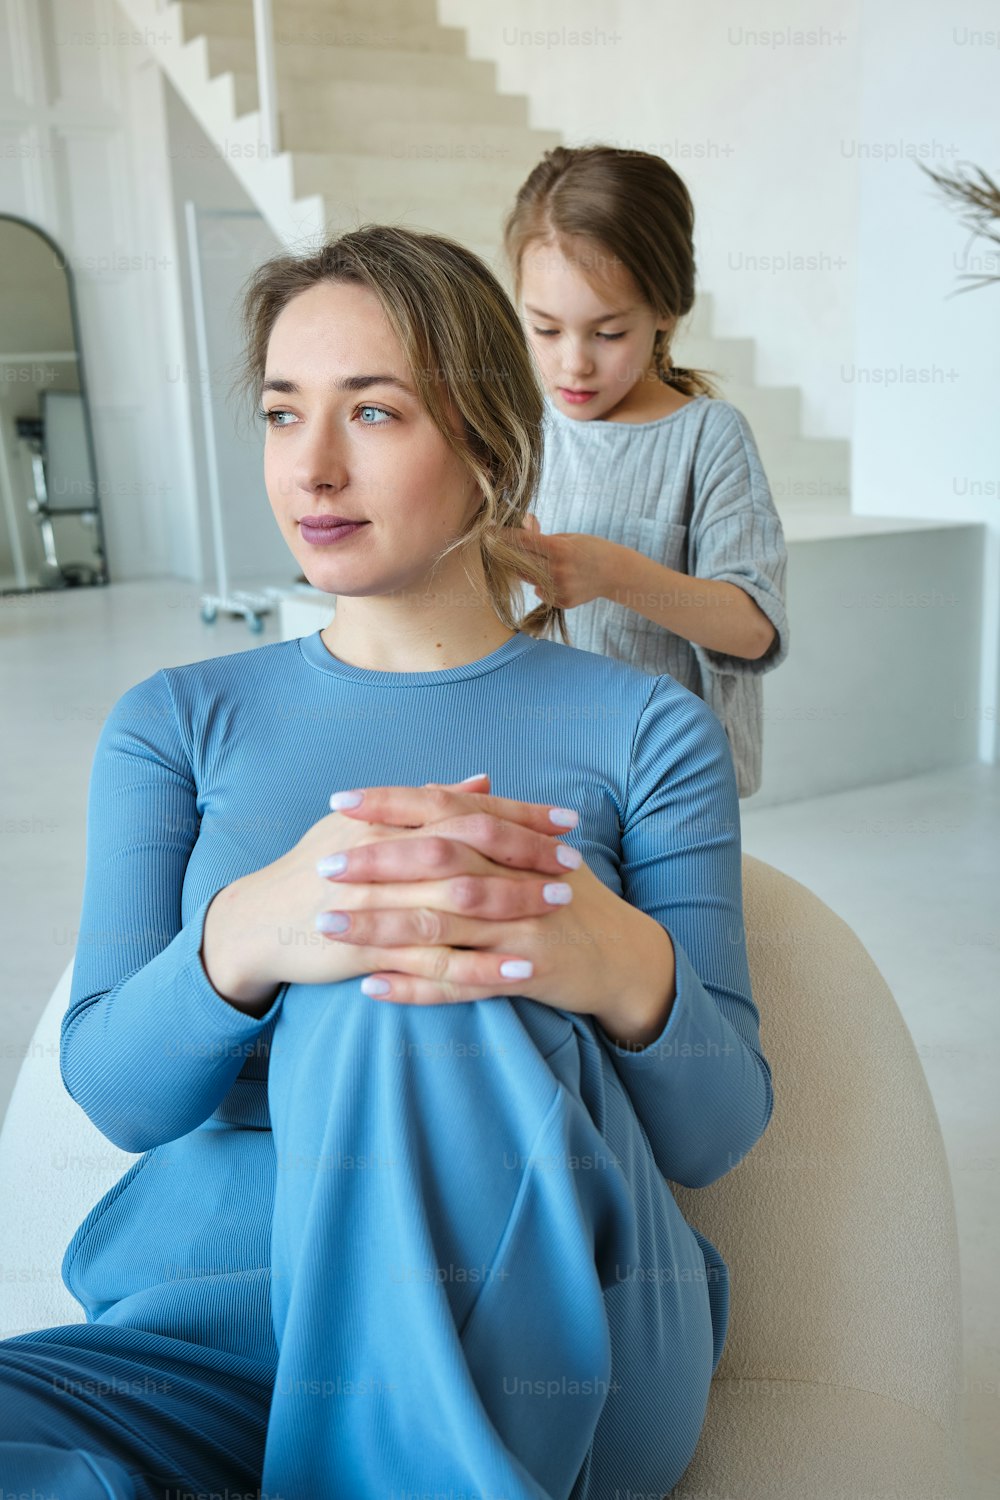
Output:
[1,578,997,1496]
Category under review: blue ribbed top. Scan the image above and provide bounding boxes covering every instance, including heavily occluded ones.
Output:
[58,629,773,1375]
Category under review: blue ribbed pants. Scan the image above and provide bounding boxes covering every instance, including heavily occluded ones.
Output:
[0,984,717,1498]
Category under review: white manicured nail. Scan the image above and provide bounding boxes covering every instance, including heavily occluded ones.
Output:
[330,790,364,809]
[316,911,350,933]
[543,882,573,904]
[500,960,533,979]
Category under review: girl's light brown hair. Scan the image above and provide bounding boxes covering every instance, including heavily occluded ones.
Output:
[503,145,719,399]
[232,223,568,643]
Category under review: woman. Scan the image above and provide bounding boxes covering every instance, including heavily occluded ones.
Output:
[0,226,773,1500]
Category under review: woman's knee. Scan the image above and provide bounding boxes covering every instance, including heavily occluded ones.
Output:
[271,982,572,1154]
[267,989,600,1342]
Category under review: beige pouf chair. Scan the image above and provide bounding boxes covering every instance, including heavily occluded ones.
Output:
[0,856,965,1498]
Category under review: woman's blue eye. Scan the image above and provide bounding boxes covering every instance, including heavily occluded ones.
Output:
[256,406,393,428]
[531,327,559,337]
[597,331,626,341]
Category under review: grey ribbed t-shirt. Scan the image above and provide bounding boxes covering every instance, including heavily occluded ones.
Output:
[524,394,790,798]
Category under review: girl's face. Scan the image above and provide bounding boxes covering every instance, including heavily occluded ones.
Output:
[518,238,672,422]
[260,279,479,599]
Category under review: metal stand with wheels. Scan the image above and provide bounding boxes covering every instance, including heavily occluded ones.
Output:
[199,585,289,634]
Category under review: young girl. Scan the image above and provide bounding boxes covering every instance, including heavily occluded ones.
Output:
[0,226,773,1499]
[504,145,790,799]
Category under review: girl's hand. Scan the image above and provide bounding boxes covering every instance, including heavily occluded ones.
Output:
[200,774,580,1011]
[510,514,615,610]
[327,775,677,1046]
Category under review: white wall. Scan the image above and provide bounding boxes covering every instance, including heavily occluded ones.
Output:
[851,1,1000,760]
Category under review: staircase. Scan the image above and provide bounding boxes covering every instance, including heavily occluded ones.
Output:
[124,0,558,264]
[114,0,984,805]
[121,0,850,514]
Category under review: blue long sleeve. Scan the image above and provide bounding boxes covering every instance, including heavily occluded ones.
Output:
[60,671,287,1153]
[602,681,773,1182]
[59,631,772,1181]
[605,675,774,1188]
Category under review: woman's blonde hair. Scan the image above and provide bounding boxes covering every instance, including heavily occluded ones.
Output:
[503,145,719,399]
[231,224,568,643]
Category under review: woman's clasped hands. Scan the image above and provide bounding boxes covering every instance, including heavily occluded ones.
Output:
[313,771,613,1012]
[204,771,676,1047]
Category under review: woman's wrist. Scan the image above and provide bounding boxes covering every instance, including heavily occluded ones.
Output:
[200,878,281,1018]
[589,908,677,1051]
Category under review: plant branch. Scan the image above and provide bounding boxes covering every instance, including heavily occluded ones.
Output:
[919,159,1000,292]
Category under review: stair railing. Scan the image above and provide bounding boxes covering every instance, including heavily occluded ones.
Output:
[252,0,280,156]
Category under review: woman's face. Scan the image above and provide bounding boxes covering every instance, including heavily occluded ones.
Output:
[261,279,479,599]
[518,237,671,421]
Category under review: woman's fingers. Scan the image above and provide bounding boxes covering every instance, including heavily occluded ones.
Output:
[316,906,538,956]
[318,824,581,883]
[344,940,541,1005]
[317,868,573,926]
[328,782,580,836]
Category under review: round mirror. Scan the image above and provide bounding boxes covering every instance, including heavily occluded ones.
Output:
[0,215,108,593]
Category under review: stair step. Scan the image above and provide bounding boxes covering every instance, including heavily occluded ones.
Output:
[771,480,852,514]
[773,484,852,514]
[683,294,714,338]
[755,435,852,506]
[204,35,497,85]
[671,334,756,384]
[177,1,464,53]
[774,434,852,469]
[467,245,508,275]
[310,193,512,253]
[260,77,529,128]
[292,149,547,207]
[715,382,802,438]
[283,113,558,157]
[178,0,442,8]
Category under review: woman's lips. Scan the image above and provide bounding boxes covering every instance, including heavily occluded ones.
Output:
[557,387,597,405]
[299,520,369,546]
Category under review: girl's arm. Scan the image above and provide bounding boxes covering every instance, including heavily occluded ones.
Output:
[599,674,775,1189]
[685,403,789,674]
[60,672,288,1153]
[600,545,777,659]
[599,403,789,666]
[516,405,788,665]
